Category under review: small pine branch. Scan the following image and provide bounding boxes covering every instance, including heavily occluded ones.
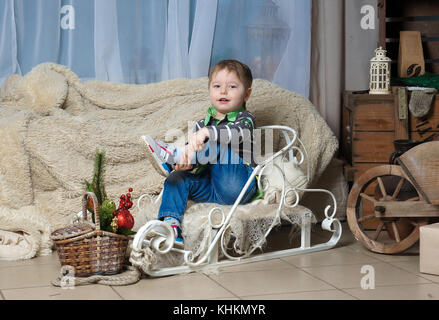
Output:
[99,150,107,201]
[92,149,107,205]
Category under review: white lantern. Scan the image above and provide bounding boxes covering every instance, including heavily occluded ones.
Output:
[369,47,391,94]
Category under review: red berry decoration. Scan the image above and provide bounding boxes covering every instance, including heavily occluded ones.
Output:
[113,187,135,232]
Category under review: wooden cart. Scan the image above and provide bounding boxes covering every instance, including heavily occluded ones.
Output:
[347,141,439,254]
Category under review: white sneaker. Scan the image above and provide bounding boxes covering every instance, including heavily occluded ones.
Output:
[141,135,176,177]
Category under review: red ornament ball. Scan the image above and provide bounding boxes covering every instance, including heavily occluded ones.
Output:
[116,210,134,229]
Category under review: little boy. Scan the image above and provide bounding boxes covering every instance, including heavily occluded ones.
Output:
[143,59,260,245]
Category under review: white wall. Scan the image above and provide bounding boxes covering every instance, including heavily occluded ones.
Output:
[345,0,380,91]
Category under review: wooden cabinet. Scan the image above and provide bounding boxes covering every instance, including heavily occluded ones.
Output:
[342,88,439,183]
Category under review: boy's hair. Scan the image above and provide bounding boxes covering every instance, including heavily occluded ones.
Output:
[208,59,253,91]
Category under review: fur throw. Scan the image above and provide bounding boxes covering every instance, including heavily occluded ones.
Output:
[0,62,338,259]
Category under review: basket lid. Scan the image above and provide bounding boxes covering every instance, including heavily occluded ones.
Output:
[50,222,95,241]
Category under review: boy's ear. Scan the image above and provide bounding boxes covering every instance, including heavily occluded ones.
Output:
[244,88,252,101]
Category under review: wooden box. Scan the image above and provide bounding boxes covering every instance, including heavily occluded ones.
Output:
[378,0,439,75]
[420,223,439,275]
[342,88,439,183]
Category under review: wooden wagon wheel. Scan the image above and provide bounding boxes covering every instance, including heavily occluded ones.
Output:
[347,165,428,254]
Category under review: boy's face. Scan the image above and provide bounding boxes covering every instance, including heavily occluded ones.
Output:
[209,68,252,118]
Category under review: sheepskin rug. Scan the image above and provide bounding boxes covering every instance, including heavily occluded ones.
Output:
[0,62,338,260]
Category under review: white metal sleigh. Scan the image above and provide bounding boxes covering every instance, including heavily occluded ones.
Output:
[129,126,342,277]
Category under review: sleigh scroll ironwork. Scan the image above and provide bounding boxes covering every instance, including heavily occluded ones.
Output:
[129,126,342,277]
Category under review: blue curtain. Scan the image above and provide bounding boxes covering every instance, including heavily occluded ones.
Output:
[0,0,311,96]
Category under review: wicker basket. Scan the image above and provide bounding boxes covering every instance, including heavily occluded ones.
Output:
[51,192,129,277]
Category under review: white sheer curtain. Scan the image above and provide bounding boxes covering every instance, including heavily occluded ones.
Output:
[161,0,190,80]
[188,0,218,78]
[0,0,21,81]
[94,0,123,81]
[211,0,311,96]
[0,0,311,97]
[272,0,311,96]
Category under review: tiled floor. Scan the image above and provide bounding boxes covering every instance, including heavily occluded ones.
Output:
[1,221,439,300]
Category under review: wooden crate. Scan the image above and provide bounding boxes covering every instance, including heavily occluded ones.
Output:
[343,89,439,180]
[378,0,439,74]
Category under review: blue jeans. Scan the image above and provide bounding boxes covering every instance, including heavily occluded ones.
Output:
[158,141,257,223]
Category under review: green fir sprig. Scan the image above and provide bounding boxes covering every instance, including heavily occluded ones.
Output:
[85,150,108,222]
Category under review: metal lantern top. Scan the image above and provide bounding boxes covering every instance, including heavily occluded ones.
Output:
[246,0,291,79]
[247,0,290,36]
[371,47,391,63]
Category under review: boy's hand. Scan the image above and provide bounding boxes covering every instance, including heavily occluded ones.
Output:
[189,127,209,152]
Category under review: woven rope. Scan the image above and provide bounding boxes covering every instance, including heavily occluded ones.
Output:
[129,246,157,271]
[51,265,141,287]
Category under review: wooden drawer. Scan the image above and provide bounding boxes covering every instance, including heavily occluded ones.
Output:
[352,131,395,163]
[343,91,439,167]
[352,129,439,164]
[353,96,439,133]
[352,102,394,131]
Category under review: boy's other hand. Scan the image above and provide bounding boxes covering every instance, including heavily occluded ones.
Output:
[175,145,194,171]
[175,128,209,171]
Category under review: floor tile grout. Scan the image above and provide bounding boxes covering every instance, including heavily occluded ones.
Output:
[350,249,436,284]
[110,286,125,300]
[284,257,433,294]
[340,281,439,291]
[278,259,349,293]
[239,288,358,300]
[203,273,242,300]
[297,260,416,270]
[378,259,439,284]
[337,288,360,300]
[279,260,385,269]
[343,247,420,263]
[0,262,60,270]
[212,262,299,274]
[291,265,341,291]
[417,274,439,283]
[0,285,56,291]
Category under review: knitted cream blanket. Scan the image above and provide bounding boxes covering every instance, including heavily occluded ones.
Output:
[0,63,338,260]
